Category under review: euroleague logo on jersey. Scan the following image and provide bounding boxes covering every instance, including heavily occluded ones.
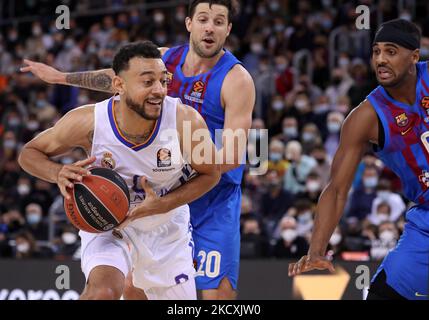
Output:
[184,81,205,104]
[193,80,205,93]
[101,152,116,169]
[157,148,172,168]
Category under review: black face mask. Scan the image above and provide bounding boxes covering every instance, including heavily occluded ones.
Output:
[316,158,325,165]
[8,220,23,232]
[332,77,342,85]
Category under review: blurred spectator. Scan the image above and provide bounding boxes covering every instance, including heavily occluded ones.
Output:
[300,122,322,154]
[370,222,399,261]
[346,165,380,221]
[261,170,295,235]
[309,145,331,187]
[24,202,49,241]
[342,217,372,253]
[368,179,406,224]
[0,222,13,257]
[264,139,289,177]
[293,199,315,239]
[240,217,270,259]
[2,208,26,235]
[273,216,309,259]
[275,116,299,144]
[54,226,80,260]
[283,141,317,194]
[326,226,346,261]
[13,230,53,259]
[296,171,323,205]
[324,111,345,159]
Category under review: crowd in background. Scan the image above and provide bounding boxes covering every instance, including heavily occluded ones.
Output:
[2,0,429,262]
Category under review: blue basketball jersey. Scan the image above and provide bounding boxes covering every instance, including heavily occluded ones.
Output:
[368,61,429,232]
[163,44,245,185]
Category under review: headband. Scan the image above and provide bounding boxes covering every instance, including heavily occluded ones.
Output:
[373,25,420,50]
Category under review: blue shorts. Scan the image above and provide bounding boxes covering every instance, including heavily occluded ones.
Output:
[372,206,429,300]
[189,181,241,290]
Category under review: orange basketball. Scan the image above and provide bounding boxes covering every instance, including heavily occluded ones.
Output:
[63,167,130,233]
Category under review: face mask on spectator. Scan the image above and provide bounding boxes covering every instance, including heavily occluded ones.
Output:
[269,1,280,11]
[377,190,390,201]
[302,132,315,142]
[9,117,21,127]
[306,180,321,193]
[257,6,267,17]
[327,121,341,133]
[154,13,165,24]
[314,103,330,114]
[4,139,16,150]
[272,101,284,111]
[36,100,47,108]
[377,213,389,223]
[26,121,39,131]
[363,176,378,189]
[78,94,89,105]
[175,12,185,22]
[269,152,282,162]
[321,18,333,30]
[329,232,342,246]
[298,211,312,223]
[62,232,77,245]
[295,99,308,111]
[17,184,30,196]
[281,229,298,242]
[274,23,285,33]
[283,127,298,138]
[32,26,42,37]
[17,242,30,253]
[27,212,41,225]
[338,57,350,68]
[379,230,395,242]
[250,42,263,54]
[276,64,287,73]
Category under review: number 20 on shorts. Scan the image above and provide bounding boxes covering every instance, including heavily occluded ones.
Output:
[196,250,221,278]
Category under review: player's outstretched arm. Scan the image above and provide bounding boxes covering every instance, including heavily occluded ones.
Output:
[20,48,169,93]
[219,64,255,173]
[288,101,378,276]
[18,106,95,199]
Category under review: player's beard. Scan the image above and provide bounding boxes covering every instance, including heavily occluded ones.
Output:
[125,95,162,121]
[192,37,224,59]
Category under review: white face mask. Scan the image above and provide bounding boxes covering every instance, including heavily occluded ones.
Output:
[272,101,284,111]
[17,242,30,253]
[298,211,313,223]
[283,127,298,138]
[329,233,342,246]
[62,232,78,245]
[17,184,30,196]
[327,122,341,133]
[377,191,390,201]
[377,213,390,223]
[281,229,298,242]
[306,180,321,193]
[295,99,308,111]
[379,230,395,242]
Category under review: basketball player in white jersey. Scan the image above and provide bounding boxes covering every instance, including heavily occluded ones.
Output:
[18,41,221,300]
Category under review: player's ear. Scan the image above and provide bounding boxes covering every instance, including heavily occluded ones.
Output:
[185,16,192,32]
[112,75,125,95]
[226,22,232,37]
[412,48,420,64]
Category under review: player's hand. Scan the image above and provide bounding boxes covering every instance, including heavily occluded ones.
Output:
[288,254,335,276]
[57,156,96,200]
[20,59,65,84]
[118,177,163,229]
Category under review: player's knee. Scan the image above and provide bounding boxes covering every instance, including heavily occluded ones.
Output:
[81,286,122,300]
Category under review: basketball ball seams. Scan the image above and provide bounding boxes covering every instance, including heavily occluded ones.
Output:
[74,183,119,231]
[87,174,130,208]
[89,167,130,202]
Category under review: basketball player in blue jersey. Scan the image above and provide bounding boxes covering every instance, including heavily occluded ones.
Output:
[288,19,429,300]
[22,0,255,299]
[19,41,221,299]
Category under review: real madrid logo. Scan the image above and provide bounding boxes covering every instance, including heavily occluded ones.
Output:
[157,148,171,168]
[101,152,116,169]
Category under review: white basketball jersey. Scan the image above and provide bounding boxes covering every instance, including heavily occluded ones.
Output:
[91,95,192,230]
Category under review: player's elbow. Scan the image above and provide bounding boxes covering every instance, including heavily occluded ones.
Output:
[17,143,29,170]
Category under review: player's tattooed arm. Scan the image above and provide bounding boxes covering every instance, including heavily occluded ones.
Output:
[65,69,115,93]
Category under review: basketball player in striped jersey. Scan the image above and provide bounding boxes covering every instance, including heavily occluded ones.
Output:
[18,41,221,299]
[289,19,428,300]
[21,0,255,300]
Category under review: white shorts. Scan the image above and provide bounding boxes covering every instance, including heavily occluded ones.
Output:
[79,205,196,299]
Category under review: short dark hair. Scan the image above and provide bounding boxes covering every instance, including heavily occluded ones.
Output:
[188,0,237,23]
[378,18,421,45]
[112,41,161,75]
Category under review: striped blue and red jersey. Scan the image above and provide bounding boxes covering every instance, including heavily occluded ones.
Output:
[162,44,244,185]
[368,61,429,205]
